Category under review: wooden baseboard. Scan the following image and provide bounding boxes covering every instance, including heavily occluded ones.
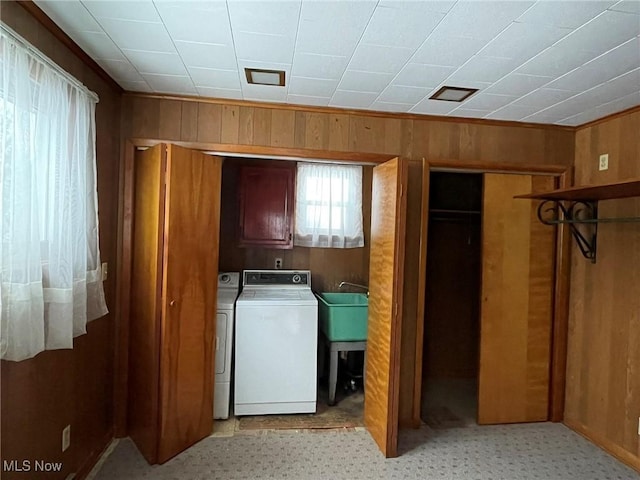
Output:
[564,418,640,473]
[75,429,115,480]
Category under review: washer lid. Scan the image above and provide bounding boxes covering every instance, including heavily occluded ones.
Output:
[237,289,317,306]
[217,290,239,309]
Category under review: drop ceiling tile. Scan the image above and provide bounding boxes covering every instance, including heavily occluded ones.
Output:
[521,112,564,124]
[360,3,445,49]
[188,67,241,90]
[329,90,378,109]
[434,1,535,40]
[155,2,233,44]
[77,31,126,61]
[411,35,484,67]
[393,63,457,89]
[241,84,288,102]
[288,77,339,98]
[142,74,197,95]
[479,22,573,63]
[196,87,243,100]
[291,53,349,81]
[512,88,577,109]
[446,56,520,84]
[567,68,640,105]
[379,0,456,15]
[461,93,518,110]
[485,104,539,121]
[610,0,640,14]
[234,32,295,64]
[34,1,103,33]
[97,59,144,82]
[174,41,237,71]
[485,73,553,96]
[227,0,301,36]
[118,80,153,93]
[122,50,187,76]
[349,44,414,75]
[338,71,395,94]
[287,94,331,107]
[410,98,458,115]
[593,91,640,117]
[546,37,640,92]
[82,1,160,22]
[296,1,377,56]
[516,1,615,28]
[378,85,431,104]
[517,47,598,77]
[551,10,640,57]
[370,101,414,113]
[96,18,175,53]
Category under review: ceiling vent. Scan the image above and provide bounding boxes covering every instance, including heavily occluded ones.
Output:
[430,86,478,102]
[244,68,285,86]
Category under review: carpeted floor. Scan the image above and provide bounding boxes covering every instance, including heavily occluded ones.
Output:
[90,423,638,480]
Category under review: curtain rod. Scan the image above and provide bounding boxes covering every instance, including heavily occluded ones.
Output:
[1,22,99,103]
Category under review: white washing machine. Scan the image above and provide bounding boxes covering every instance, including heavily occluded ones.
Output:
[234,270,318,416]
[214,272,240,419]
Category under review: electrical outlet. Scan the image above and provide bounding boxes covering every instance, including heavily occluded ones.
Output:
[599,153,609,171]
[62,425,71,452]
[101,262,108,281]
[274,257,283,269]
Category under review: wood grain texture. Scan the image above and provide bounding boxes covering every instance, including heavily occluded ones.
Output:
[365,158,407,458]
[128,144,165,463]
[2,3,121,478]
[157,146,221,463]
[478,173,555,424]
[565,109,640,470]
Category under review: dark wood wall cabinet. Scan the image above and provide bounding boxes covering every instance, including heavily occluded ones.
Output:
[238,164,295,249]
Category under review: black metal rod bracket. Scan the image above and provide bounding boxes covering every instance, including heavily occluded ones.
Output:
[537,200,598,263]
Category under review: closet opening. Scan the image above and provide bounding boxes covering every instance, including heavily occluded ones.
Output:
[421,171,483,429]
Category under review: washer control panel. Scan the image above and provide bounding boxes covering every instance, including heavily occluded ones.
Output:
[243,270,311,288]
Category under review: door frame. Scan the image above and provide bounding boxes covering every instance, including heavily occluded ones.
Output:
[411,160,573,426]
[114,138,398,437]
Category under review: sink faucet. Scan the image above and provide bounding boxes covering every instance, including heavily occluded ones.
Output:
[339,281,369,297]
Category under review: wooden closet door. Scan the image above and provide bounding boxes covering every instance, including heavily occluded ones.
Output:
[478,173,556,424]
[157,145,223,463]
[365,157,407,458]
[129,143,166,464]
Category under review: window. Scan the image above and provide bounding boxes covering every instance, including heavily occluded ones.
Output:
[294,163,364,248]
[1,26,107,361]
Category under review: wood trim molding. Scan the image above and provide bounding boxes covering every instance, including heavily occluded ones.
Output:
[576,104,640,130]
[124,92,577,132]
[129,138,394,164]
[427,159,569,175]
[17,1,123,93]
[75,429,115,480]
[549,169,573,422]
[564,418,640,473]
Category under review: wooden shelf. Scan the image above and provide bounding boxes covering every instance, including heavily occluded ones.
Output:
[515,177,640,263]
[515,177,640,202]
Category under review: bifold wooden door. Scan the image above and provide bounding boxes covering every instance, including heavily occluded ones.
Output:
[365,157,408,458]
[478,173,556,424]
[129,143,223,464]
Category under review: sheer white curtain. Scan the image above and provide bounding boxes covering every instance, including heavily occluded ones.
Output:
[295,163,364,248]
[1,26,108,361]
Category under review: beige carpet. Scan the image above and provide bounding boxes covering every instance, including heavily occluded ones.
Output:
[238,390,363,431]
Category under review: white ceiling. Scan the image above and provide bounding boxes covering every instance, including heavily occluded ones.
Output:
[34,0,640,126]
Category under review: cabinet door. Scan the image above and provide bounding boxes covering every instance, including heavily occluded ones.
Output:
[365,157,407,458]
[478,173,556,424]
[238,165,294,248]
[157,145,222,463]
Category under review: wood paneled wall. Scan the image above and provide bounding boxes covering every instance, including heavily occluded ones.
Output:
[218,158,372,291]
[0,2,121,479]
[565,109,640,470]
[122,93,575,427]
